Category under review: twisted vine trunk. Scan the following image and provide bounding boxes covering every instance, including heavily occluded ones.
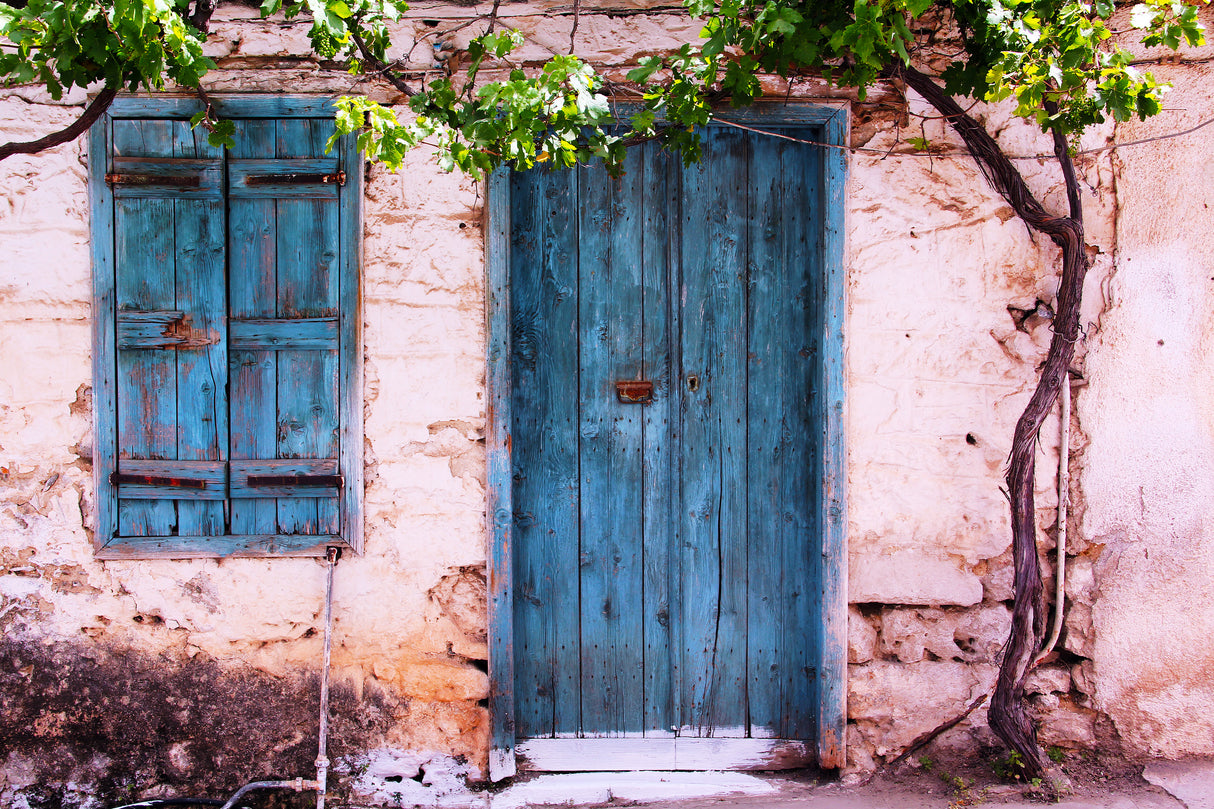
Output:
[896,65,1089,778]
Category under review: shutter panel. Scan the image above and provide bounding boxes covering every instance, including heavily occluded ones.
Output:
[112,119,227,538]
[228,118,342,537]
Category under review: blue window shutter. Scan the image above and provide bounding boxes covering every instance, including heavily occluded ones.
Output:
[91,98,361,558]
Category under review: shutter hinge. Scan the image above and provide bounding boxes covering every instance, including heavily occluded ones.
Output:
[247,474,344,488]
[245,171,346,186]
[111,472,208,489]
[106,173,201,187]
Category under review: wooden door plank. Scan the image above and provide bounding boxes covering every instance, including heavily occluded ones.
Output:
[229,318,338,348]
[509,166,582,737]
[107,95,340,121]
[640,141,677,737]
[794,130,827,742]
[228,119,281,535]
[114,119,179,537]
[746,131,821,739]
[817,109,850,770]
[228,158,342,199]
[677,128,751,737]
[577,157,647,737]
[173,123,227,537]
[486,168,517,777]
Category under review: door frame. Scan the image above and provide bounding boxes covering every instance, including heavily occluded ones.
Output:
[484,102,849,780]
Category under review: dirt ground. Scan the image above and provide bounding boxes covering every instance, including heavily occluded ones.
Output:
[544,749,1187,809]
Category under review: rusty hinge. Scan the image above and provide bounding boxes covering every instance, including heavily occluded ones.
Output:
[245,171,346,186]
[111,472,207,489]
[247,474,344,488]
[615,380,654,405]
[106,173,201,187]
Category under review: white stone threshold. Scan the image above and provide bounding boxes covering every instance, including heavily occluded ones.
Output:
[516,737,814,772]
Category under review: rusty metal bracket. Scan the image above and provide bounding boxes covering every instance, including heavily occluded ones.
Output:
[245,171,346,186]
[247,475,344,488]
[111,472,207,489]
[615,380,654,405]
[105,173,201,187]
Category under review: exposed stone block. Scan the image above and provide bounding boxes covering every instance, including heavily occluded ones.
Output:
[1025,665,1072,695]
[848,661,994,756]
[879,605,1010,664]
[1036,698,1098,748]
[850,550,983,606]
[848,606,878,664]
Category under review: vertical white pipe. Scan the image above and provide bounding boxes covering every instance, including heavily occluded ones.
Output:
[316,547,339,809]
[1039,374,1070,662]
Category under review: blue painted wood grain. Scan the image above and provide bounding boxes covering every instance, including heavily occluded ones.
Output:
[171,121,227,538]
[272,118,341,535]
[113,118,180,537]
[485,167,518,776]
[336,111,365,555]
[509,165,582,738]
[640,141,677,736]
[107,95,340,120]
[746,130,822,740]
[228,158,343,199]
[228,118,282,537]
[115,459,227,500]
[677,127,750,737]
[816,108,850,769]
[89,114,118,550]
[576,155,646,736]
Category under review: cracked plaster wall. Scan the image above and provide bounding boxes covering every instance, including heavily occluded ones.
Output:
[1,3,1213,804]
[1077,45,1214,758]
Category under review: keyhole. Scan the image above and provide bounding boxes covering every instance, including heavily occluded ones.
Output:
[687,374,700,392]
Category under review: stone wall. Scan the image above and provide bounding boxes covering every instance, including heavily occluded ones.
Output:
[2,3,1213,806]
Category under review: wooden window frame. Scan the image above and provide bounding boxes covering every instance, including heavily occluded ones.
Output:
[88,95,363,559]
[483,102,850,779]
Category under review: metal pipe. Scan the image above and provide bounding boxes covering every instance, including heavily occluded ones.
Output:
[315,546,341,809]
[219,779,318,809]
[111,800,223,808]
[1038,373,1071,662]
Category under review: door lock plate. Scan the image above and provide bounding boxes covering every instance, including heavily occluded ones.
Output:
[615,380,654,404]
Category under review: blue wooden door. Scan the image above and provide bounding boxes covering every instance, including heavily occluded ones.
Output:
[509,127,826,752]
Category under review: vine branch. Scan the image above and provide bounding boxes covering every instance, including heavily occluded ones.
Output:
[895,63,1089,780]
[351,29,416,97]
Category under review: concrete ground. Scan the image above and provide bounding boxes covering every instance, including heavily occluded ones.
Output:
[476,759,1214,809]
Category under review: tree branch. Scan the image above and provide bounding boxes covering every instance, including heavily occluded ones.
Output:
[894,63,1089,780]
[0,89,118,163]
